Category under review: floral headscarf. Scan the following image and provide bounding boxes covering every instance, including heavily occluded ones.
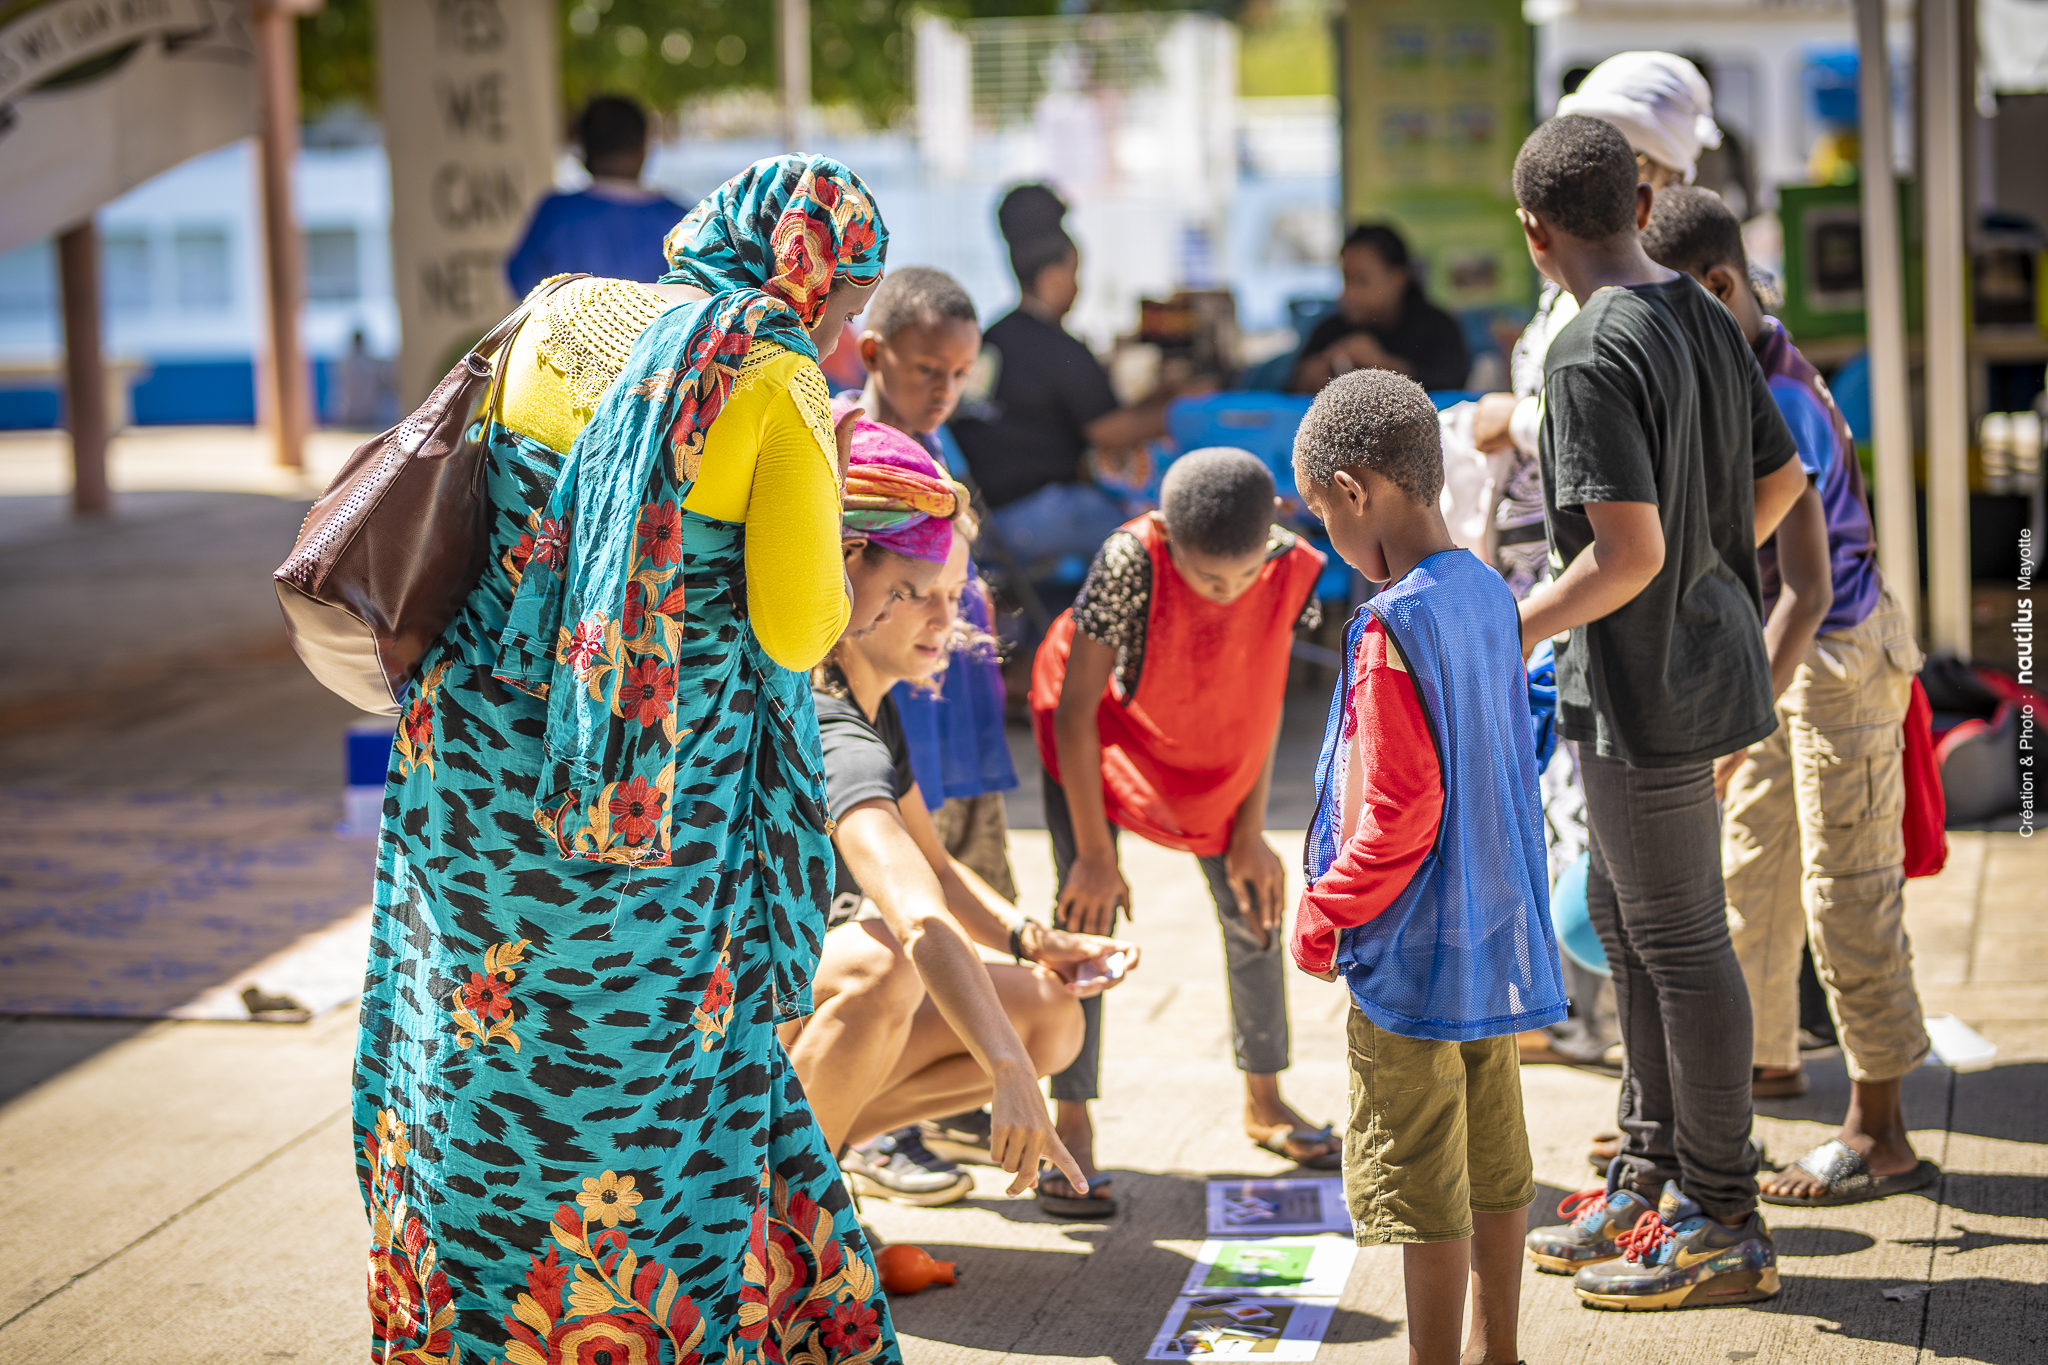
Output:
[494,155,888,866]
[841,420,966,564]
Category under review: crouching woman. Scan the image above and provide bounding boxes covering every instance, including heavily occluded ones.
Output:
[783,420,1139,1205]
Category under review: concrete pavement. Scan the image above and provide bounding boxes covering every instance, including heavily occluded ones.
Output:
[0,427,2041,1363]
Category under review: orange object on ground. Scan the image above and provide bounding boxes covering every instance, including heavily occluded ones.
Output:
[875,1243,957,1295]
[1030,512,1324,856]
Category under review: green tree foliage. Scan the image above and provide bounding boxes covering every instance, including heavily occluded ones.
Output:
[298,0,375,118]
[297,0,1227,129]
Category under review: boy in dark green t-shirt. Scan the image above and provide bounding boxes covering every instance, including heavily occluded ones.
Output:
[1507,115,1809,1312]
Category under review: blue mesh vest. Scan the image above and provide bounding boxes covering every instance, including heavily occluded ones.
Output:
[1305,549,1568,1041]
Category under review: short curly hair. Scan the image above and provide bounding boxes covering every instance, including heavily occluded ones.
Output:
[1641,184,1747,279]
[1514,114,1640,241]
[864,265,978,341]
[1160,447,1276,558]
[1292,369,1442,505]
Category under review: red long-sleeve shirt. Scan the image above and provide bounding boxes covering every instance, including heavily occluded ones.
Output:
[1291,617,1443,976]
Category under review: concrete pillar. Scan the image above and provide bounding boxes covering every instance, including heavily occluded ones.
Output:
[57,220,109,518]
[1856,0,1917,637]
[253,0,312,472]
[1921,0,1973,658]
[780,0,810,152]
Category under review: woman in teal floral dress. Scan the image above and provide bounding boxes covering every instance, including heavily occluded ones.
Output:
[354,157,898,1365]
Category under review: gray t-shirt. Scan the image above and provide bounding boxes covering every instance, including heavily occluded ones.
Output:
[815,687,913,924]
[1538,276,1797,768]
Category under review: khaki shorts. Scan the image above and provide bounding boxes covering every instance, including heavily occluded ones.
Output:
[1343,1008,1535,1244]
[929,791,1016,902]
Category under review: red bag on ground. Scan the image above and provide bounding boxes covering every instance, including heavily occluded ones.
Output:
[1902,676,1947,878]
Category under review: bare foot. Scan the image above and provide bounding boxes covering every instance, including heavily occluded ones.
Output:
[1243,1074,1337,1164]
[1047,1101,1114,1206]
[1053,1100,1103,1186]
[1757,1076,1919,1200]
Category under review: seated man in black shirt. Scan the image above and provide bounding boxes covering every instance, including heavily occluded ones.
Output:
[950,184,1170,577]
[1290,224,1470,394]
[799,514,1137,1208]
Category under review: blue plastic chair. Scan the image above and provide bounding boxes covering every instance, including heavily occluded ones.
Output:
[1162,391,1473,601]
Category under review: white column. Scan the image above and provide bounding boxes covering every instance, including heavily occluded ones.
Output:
[1922,0,1973,658]
[1856,0,1917,637]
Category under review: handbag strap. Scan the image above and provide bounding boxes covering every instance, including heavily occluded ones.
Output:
[474,272,595,426]
[473,272,591,368]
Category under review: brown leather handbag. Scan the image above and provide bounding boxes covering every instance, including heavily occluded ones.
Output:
[274,275,588,715]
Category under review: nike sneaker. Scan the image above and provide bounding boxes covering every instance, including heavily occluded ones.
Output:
[1524,1169,1655,1274]
[1572,1181,1780,1310]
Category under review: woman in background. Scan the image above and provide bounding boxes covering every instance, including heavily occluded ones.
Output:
[1288,223,1469,394]
[949,183,1169,579]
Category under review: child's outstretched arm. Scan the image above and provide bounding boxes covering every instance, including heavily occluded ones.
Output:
[1052,631,1130,937]
[835,795,1087,1197]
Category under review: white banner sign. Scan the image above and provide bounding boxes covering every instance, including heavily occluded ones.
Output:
[0,0,256,257]
[376,0,557,407]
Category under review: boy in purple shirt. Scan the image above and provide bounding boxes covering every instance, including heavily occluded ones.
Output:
[1643,186,1935,1209]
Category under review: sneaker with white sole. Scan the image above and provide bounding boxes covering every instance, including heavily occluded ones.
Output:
[1572,1181,1780,1310]
[918,1108,994,1166]
[842,1127,974,1207]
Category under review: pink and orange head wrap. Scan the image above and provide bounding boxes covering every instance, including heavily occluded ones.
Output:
[841,420,968,564]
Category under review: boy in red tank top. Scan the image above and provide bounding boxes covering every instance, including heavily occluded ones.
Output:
[1028,447,1330,1216]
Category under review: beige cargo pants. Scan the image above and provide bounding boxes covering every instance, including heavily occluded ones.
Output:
[1722,582,1931,1081]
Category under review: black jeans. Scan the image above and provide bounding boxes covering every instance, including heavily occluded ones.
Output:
[1580,752,1759,1221]
[1041,772,1290,1103]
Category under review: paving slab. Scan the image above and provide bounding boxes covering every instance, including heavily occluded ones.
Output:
[0,1108,365,1365]
[0,1005,358,1327]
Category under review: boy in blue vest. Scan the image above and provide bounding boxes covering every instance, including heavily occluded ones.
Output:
[1290,369,1567,1365]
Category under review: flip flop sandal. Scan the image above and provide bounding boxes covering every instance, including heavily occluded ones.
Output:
[1254,1123,1343,1171]
[1758,1138,1941,1208]
[1035,1172,1116,1219]
[1752,1067,1810,1099]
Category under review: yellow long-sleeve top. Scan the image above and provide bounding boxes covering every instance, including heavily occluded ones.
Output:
[495,277,850,672]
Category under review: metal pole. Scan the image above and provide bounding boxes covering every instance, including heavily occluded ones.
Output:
[1856,0,1918,638]
[57,221,110,517]
[254,0,310,471]
[1921,0,1972,659]
[779,0,809,152]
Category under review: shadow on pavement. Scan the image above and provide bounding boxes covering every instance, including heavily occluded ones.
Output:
[1754,1057,2048,1147]
[1934,1171,2048,1219]
[0,1016,152,1105]
[1790,1275,2048,1365]
[1750,1052,1951,1128]
[1770,1225,1878,1257]
[1895,1221,2048,1255]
